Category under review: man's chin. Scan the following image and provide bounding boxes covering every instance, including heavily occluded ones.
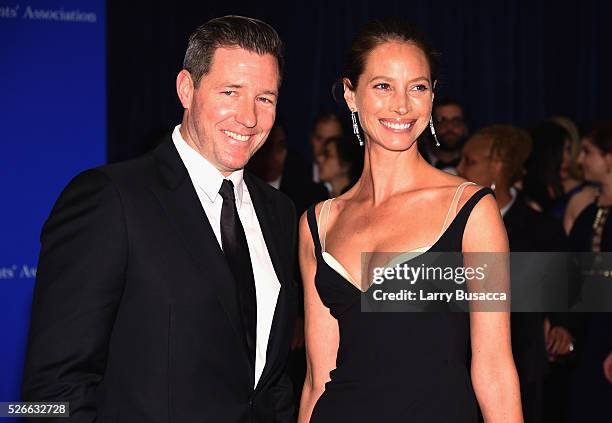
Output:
[438,137,465,152]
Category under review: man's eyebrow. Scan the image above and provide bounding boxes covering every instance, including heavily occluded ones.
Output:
[220,84,278,96]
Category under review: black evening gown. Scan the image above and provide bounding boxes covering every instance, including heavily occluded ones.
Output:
[305,187,493,422]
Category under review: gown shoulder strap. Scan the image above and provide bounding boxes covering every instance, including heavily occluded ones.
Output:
[306,200,332,257]
[450,187,496,241]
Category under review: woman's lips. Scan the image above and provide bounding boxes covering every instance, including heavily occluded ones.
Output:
[379,119,416,132]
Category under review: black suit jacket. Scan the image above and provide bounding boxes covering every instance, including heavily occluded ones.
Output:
[279,150,328,217]
[22,140,298,423]
[503,195,568,422]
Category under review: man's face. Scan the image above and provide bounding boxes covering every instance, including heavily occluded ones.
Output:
[310,119,343,158]
[433,104,468,151]
[177,47,280,175]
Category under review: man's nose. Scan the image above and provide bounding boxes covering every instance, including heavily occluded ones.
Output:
[235,98,257,128]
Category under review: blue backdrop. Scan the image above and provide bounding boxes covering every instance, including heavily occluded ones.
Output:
[0,0,106,402]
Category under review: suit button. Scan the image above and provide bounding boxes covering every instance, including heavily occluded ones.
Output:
[249,399,254,408]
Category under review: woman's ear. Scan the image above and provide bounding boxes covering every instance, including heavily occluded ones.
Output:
[604,152,612,174]
[343,78,357,112]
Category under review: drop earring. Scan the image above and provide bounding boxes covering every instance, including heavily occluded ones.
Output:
[351,110,364,147]
[491,181,496,191]
[430,115,440,147]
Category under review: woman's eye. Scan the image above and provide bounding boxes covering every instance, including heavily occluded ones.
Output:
[412,84,429,92]
[374,83,391,90]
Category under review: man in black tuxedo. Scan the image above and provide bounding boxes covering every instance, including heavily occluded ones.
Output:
[22,16,297,423]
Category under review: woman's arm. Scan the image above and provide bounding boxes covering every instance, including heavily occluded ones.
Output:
[463,193,523,422]
[297,210,339,423]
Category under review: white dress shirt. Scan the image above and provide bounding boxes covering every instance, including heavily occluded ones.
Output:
[500,187,518,217]
[172,125,280,388]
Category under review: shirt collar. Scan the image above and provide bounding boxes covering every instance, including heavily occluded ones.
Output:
[172,125,244,208]
[500,187,518,217]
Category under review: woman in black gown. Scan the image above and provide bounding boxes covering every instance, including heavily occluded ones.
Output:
[298,20,522,422]
[566,123,612,422]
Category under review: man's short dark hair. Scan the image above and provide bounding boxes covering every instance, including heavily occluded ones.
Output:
[183,15,284,87]
[433,97,464,113]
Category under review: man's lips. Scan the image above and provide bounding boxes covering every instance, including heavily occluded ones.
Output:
[221,129,254,142]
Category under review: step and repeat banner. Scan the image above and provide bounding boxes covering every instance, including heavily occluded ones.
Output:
[0,0,106,402]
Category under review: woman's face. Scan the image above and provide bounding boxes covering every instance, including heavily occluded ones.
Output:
[318,142,348,182]
[457,136,496,187]
[560,137,572,181]
[577,137,610,183]
[344,41,433,151]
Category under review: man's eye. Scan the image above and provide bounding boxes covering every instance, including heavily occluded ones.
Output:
[412,84,429,92]
[258,97,274,105]
[374,83,391,90]
[221,91,236,96]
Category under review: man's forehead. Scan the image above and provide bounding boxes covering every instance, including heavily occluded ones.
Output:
[315,120,342,134]
[206,46,280,88]
[435,104,464,117]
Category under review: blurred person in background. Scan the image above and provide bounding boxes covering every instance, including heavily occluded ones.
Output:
[317,135,363,197]
[564,122,612,423]
[568,123,612,250]
[458,124,572,423]
[420,98,469,175]
[551,116,582,185]
[557,115,600,234]
[309,112,344,183]
[250,121,328,215]
[523,121,591,223]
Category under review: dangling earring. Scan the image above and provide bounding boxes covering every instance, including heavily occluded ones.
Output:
[430,115,440,147]
[351,110,364,147]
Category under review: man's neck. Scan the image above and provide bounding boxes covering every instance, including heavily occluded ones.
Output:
[496,187,513,211]
[431,147,460,164]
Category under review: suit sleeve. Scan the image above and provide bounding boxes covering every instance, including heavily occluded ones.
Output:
[21,169,127,422]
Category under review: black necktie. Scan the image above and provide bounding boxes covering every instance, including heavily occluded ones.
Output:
[219,179,257,365]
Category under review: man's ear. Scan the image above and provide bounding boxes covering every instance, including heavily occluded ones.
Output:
[343,78,357,112]
[176,69,194,109]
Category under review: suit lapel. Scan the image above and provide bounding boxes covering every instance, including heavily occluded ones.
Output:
[245,173,287,286]
[149,141,253,382]
[245,174,293,390]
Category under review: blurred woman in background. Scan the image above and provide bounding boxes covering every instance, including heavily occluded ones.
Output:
[317,136,362,197]
[565,122,612,422]
[523,121,588,223]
